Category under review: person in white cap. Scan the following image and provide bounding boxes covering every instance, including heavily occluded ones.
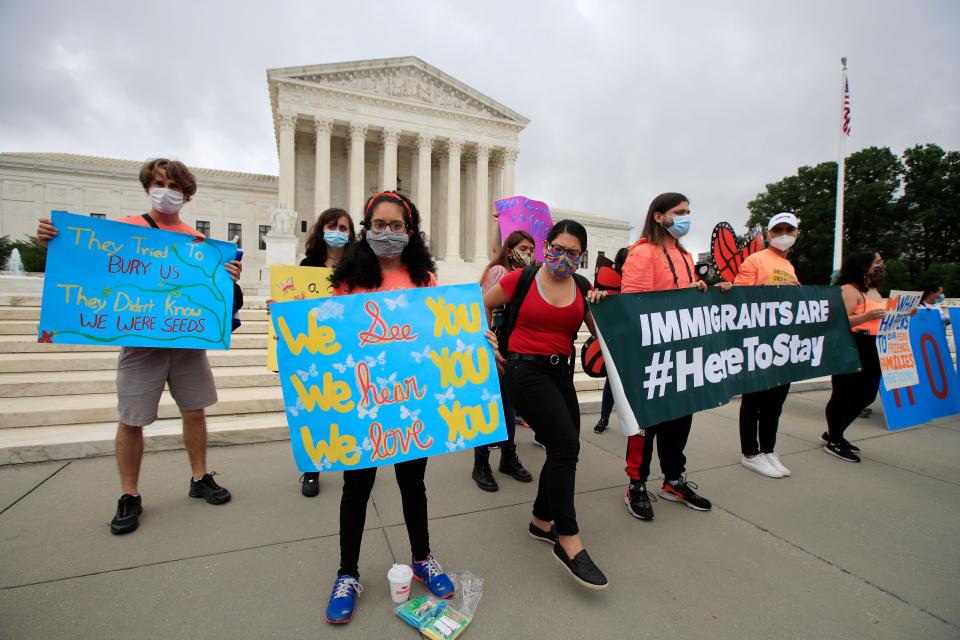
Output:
[733,212,800,478]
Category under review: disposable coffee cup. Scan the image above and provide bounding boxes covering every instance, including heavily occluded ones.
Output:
[387,563,413,604]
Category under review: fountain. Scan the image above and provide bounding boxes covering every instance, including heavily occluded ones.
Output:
[4,248,24,275]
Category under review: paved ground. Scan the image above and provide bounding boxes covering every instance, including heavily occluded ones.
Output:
[1,391,959,640]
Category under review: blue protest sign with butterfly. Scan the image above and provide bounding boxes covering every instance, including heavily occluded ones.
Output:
[270,283,508,472]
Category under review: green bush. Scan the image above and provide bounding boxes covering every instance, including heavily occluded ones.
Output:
[12,237,47,273]
[0,235,12,270]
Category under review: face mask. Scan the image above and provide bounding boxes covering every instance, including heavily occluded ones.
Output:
[664,214,691,239]
[935,294,945,305]
[509,248,533,268]
[148,187,184,215]
[770,235,796,251]
[868,263,887,283]
[324,230,349,248]
[543,246,579,278]
[366,230,409,259]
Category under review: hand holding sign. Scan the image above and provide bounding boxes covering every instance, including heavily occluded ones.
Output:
[495,196,552,262]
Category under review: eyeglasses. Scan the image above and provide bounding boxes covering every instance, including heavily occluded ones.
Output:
[548,243,582,260]
[369,220,407,233]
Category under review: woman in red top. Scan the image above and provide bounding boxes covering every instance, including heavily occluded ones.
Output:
[821,250,887,463]
[619,193,730,521]
[484,219,609,590]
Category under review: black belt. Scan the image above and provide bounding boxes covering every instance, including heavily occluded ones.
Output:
[508,353,568,366]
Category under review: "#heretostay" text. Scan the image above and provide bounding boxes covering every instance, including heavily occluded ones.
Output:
[638,300,830,347]
[642,333,825,399]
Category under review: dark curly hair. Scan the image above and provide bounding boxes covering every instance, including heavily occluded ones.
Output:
[835,249,879,291]
[330,191,437,291]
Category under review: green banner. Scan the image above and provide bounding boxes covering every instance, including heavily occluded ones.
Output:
[590,286,861,433]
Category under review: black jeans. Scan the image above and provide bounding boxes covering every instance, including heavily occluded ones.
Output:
[474,375,518,462]
[739,384,791,456]
[505,358,581,536]
[600,379,614,420]
[338,458,429,578]
[624,414,693,483]
[825,332,880,442]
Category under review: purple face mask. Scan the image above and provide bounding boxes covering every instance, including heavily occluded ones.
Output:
[544,246,579,278]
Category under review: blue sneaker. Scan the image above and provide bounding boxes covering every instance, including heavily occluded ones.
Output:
[412,554,455,599]
[325,575,363,624]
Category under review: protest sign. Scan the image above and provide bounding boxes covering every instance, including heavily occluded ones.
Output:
[876,290,923,390]
[495,196,552,261]
[266,265,332,371]
[271,283,508,472]
[591,286,861,434]
[39,211,237,349]
[878,309,960,430]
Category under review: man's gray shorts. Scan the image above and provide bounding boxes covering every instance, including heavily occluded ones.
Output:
[116,347,218,427]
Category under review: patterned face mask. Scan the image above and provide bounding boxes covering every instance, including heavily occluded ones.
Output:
[509,248,534,268]
[868,263,887,284]
[365,230,409,259]
[544,246,579,278]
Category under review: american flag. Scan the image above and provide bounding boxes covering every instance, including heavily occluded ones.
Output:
[842,76,851,136]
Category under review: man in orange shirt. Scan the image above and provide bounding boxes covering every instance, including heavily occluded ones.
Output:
[37,159,242,534]
[733,212,799,478]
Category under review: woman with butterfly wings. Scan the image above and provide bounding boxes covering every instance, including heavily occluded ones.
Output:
[469,230,537,493]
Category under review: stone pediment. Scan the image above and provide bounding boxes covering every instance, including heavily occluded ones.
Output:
[269,57,528,125]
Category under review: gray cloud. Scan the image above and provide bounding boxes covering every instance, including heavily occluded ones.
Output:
[2,0,957,254]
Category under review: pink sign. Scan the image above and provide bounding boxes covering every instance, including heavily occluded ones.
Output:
[495,196,553,261]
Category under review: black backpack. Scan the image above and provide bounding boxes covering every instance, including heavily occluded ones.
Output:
[496,265,591,373]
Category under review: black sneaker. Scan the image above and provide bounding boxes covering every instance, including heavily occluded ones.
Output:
[528,522,558,544]
[625,482,656,521]
[301,472,320,498]
[823,441,861,463]
[593,417,609,434]
[471,461,499,492]
[110,493,142,535]
[659,477,712,511]
[499,451,533,483]
[819,432,860,453]
[189,472,232,504]
[552,542,608,590]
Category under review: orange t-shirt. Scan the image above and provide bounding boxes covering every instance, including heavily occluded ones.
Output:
[333,270,437,295]
[118,214,203,237]
[621,241,695,293]
[733,248,799,286]
[849,288,884,335]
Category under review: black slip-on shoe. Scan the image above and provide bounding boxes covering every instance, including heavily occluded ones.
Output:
[189,472,232,505]
[301,472,320,497]
[528,522,558,544]
[552,543,608,590]
[110,493,142,535]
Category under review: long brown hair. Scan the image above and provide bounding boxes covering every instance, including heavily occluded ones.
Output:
[480,230,535,284]
[640,192,690,255]
[304,208,355,263]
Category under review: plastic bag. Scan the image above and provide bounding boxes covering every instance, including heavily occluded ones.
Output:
[445,570,484,621]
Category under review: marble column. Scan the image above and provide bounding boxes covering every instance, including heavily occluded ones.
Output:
[489,154,504,249]
[502,147,518,200]
[415,134,434,243]
[473,144,490,261]
[348,123,367,217]
[313,118,332,217]
[462,148,477,261]
[277,110,297,210]
[381,128,400,192]
[444,138,463,261]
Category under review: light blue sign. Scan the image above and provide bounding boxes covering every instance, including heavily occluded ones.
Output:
[38,211,237,349]
[271,284,508,472]
[878,309,960,430]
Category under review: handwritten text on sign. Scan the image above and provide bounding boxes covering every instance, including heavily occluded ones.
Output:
[266,265,332,371]
[38,211,237,349]
[495,196,553,262]
[271,284,508,472]
[877,290,923,390]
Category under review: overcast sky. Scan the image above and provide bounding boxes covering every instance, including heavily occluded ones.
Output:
[1,0,958,254]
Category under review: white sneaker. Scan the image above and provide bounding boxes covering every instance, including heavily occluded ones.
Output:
[765,452,791,477]
[740,454,783,478]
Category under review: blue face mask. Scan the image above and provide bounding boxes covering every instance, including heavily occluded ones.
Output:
[665,214,691,239]
[935,294,945,305]
[324,230,349,248]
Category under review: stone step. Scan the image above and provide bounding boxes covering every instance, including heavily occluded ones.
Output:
[0,333,266,353]
[0,348,267,373]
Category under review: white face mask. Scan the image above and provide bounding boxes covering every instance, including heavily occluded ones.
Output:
[148,187,184,215]
[770,235,796,251]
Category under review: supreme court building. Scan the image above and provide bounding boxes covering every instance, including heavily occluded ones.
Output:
[0,57,631,287]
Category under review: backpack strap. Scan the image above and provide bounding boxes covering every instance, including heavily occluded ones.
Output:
[497,265,538,359]
[141,213,160,229]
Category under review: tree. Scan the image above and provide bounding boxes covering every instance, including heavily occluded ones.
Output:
[900,144,960,270]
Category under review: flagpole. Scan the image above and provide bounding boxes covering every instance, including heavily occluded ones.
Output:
[831,57,848,281]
